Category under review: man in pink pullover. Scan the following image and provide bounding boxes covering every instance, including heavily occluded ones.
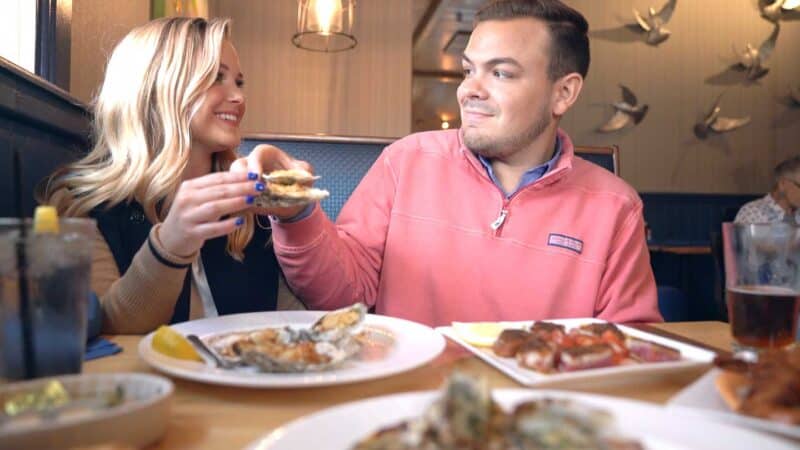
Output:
[240,0,663,326]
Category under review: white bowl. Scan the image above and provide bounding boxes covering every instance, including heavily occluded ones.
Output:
[0,372,173,450]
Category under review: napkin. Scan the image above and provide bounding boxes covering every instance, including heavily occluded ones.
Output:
[84,337,122,361]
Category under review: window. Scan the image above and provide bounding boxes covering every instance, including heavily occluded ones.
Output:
[0,0,37,72]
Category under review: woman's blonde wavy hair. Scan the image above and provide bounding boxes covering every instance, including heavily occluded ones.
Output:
[40,16,256,260]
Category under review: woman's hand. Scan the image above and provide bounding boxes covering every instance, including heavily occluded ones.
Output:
[158,171,263,257]
[230,144,315,220]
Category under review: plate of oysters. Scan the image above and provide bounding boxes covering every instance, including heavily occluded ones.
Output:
[138,305,446,388]
[246,372,797,450]
[437,318,717,386]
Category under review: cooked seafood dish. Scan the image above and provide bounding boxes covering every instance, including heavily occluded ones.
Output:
[353,373,643,450]
[203,304,367,373]
[491,322,681,373]
[714,346,800,425]
[255,168,329,208]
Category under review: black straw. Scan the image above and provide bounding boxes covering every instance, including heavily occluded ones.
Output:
[13,148,37,378]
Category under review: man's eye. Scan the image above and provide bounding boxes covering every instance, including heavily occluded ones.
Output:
[462,68,472,76]
[493,70,511,79]
[236,79,245,88]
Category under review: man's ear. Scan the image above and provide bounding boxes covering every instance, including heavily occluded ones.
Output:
[552,73,583,117]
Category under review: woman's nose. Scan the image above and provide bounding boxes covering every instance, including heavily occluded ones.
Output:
[229,85,244,103]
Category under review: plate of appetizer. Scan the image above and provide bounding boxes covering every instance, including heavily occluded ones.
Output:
[436,318,716,386]
[668,345,800,440]
[138,305,445,388]
[247,372,796,450]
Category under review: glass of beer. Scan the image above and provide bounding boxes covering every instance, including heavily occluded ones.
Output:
[722,222,800,360]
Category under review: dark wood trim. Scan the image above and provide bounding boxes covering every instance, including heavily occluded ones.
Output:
[0,57,85,109]
[35,0,71,90]
[413,0,443,45]
[574,144,620,175]
[244,133,397,145]
[648,245,712,255]
[0,57,90,142]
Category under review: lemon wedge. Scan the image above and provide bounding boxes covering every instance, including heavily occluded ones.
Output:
[151,325,202,361]
[33,206,60,234]
[451,321,506,347]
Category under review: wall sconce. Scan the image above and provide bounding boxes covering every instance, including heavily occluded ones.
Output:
[293,0,357,53]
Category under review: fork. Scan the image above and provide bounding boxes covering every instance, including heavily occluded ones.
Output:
[187,334,235,370]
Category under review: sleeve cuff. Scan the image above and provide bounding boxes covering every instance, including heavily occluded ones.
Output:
[269,204,329,250]
[148,224,197,268]
[272,203,316,223]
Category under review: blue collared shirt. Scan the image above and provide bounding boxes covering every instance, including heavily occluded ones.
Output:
[477,137,562,198]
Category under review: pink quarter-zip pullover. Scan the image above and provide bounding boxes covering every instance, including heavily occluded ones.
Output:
[271,129,662,326]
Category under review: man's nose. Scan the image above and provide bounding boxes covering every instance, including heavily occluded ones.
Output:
[459,76,488,101]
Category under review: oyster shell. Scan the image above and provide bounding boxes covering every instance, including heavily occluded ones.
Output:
[255,169,329,208]
[203,304,368,373]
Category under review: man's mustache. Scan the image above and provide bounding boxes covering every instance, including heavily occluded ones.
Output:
[460,101,496,115]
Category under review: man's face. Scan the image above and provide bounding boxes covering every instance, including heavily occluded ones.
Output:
[457,18,556,159]
[780,175,800,210]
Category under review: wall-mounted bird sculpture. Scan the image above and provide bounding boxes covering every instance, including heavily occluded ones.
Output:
[791,84,800,105]
[597,85,649,133]
[694,93,751,139]
[633,0,677,45]
[759,0,800,23]
[733,24,779,81]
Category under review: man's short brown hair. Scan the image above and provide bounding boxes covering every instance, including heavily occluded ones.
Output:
[775,155,800,180]
[475,0,590,81]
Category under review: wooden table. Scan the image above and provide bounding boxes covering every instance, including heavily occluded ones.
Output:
[85,322,732,450]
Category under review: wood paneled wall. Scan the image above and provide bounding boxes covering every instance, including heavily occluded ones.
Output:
[210,0,412,138]
[560,0,800,194]
[70,0,151,104]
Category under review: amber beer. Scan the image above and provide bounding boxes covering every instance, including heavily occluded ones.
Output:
[727,285,800,349]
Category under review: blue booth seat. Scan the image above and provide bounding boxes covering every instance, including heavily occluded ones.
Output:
[657,285,690,322]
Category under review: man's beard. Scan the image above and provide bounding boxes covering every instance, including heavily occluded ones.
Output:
[462,107,552,159]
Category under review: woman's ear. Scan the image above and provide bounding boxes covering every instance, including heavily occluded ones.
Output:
[552,73,583,117]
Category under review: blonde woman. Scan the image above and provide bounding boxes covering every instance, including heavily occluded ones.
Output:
[40,17,301,334]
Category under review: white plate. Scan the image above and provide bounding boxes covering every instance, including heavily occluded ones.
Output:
[138,311,445,388]
[436,318,716,386]
[668,368,800,440]
[0,373,173,450]
[246,388,797,450]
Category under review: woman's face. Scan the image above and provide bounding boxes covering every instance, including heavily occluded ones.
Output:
[190,40,245,154]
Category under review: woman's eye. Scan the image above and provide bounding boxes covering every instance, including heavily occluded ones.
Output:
[215,72,224,83]
[236,79,245,88]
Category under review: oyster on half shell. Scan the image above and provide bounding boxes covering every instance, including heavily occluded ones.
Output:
[203,304,368,373]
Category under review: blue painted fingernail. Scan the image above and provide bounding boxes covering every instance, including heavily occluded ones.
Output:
[245,195,254,204]
[247,172,258,180]
[235,217,244,226]
[255,182,265,191]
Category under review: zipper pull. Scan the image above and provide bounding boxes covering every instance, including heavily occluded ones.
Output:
[490,209,508,231]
